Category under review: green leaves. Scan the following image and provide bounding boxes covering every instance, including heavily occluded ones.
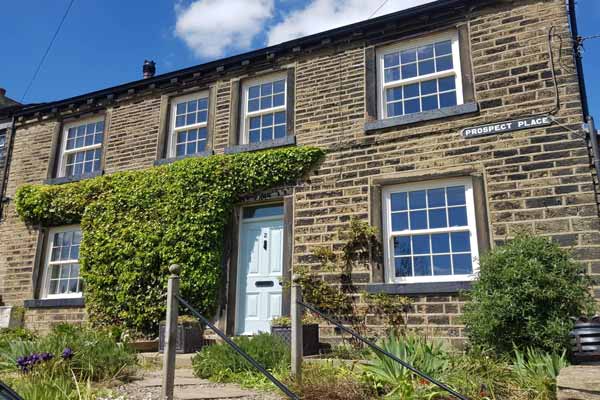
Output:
[462,233,596,356]
[15,146,324,334]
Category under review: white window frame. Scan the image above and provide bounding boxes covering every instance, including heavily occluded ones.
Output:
[168,91,209,158]
[376,30,464,119]
[41,225,83,299]
[58,116,105,178]
[240,72,287,145]
[381,177,479,284]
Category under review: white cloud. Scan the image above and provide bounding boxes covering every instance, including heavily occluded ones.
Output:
[175,0,274,58]
[267,0,436,46]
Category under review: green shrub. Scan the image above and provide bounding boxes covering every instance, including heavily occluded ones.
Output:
[462,233,595,356]
[192,333,290,381]
[15,147,323,334]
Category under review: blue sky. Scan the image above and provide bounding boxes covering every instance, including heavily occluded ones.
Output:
[2,0,600,116]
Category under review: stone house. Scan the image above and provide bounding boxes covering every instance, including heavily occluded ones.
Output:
[1,0,598,344]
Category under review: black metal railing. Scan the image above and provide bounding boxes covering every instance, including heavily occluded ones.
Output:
[175,295,299,400]
[298,300,470,400]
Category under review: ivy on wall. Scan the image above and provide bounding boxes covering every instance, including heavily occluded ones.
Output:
[16,147,324,334]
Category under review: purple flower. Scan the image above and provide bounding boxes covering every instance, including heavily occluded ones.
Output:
[40,352,54,361]
[61,347,74,360]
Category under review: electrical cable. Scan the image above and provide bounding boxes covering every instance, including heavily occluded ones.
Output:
[21,0,76,102]
[368,0,390,19]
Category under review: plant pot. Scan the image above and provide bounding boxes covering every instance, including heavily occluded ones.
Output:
[130,339,159,353]
[271,323,319,356]
[569,316,600,364]
[159,323,204,354]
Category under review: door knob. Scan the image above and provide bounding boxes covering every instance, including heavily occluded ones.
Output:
[263,240,267,250]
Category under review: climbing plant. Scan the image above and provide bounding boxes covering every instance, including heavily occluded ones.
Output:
[294,218,411,344]
[16,147,324,334]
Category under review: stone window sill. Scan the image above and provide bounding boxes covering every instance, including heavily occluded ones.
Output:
[364,102,479,133]
[24,298,85,309]
[224,135,296,154]
[44,171,103,185]
[366,281,472,295]
[154,150,214,166]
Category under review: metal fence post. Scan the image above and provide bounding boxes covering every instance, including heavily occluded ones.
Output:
[162,264,180,400]
[291,274,303,385]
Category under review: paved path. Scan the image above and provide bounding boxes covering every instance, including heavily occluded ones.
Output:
[116,368,281,400]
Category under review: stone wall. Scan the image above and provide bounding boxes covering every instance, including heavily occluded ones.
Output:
[0,0,597,337]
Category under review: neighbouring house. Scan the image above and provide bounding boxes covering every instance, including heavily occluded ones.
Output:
[1,0,599,344]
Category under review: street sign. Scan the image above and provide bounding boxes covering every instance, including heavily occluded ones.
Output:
[462,115,552,138]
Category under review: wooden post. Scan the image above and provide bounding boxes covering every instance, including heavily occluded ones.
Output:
[161,264,180,400]
[291,274,303,385]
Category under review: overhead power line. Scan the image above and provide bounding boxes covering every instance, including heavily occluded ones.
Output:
[368,0,390,19]
[21,0,76,102]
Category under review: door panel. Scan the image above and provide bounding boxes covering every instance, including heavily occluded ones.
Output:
[236,217,284,335]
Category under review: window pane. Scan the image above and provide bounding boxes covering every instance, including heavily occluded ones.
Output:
[438,76,456,92]
[427,188,445,207]
[176,144,185,156]
[451,232,471,252]
[274,111,286,125]
[175,116,185,127]
[262,113,273,126]
[436,55,453,72]
[447,186,466,206]
[395,257,412,277]
[243,204,283,219]
[431,233,450,253]
[188,129,197,142]
[428,209,447,229]
[248,99,260,112]
[261,83,272,96]
[249,131,260,143]
[418,60,435,75]
[414,256,431,276]
[250,116,260,130]
[394,236,411,256]
[260,97,272,109]
[410,210,427,230]
[404,99,420,114]
[435,40,452,56]
[401,63,418,79]
[453,254,473,274]
[186,114,196,125]
[386,87,402,101]
[400,49,416,64]
[187,100,197,112]
[274,125,286,139]
[404,83,419,99]
[58,279,68,294]
[449,206,468,227]
[385,68,400,83]
[409,190,426,209]
[440,91,457,108]
[176,103,186,114]
[391,212,408,231]
[387,102,403,117]
[261,127,273,141]
[273,80,285,94]
[421,79,437,95]
[390,192,407,211]
[422,95,438,111]
[418,44,434,60]
[273,93,285,107]
[412,235,430,254]
[433,255,452,275]
[198,111,208,123]
[384,53,399,67]
[249,86,260,99]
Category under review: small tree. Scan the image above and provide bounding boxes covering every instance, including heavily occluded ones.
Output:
[463,233,596,356]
